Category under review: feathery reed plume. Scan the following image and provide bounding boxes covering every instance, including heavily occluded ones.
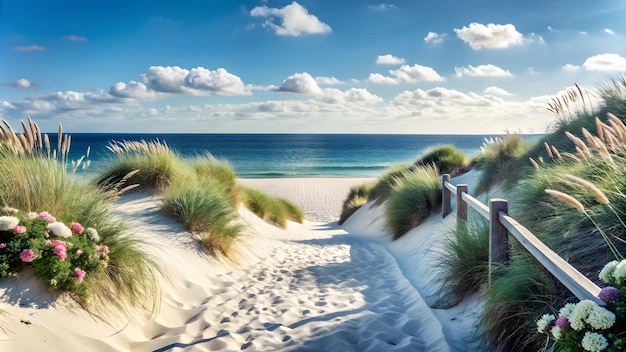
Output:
[596,117,605,141]
[565,131,591,156]
[538,156,544,164]
[564,174,610,205]
[561,152,581,163]
[551,145,563,162]
[575,146,588,161]
[529,157,540,170]
[607,113,626,140]
[544,142,553,158]
[545,189,585,212]
[57,124,62,156]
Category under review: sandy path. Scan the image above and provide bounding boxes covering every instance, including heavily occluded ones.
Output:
[108,193,447,351]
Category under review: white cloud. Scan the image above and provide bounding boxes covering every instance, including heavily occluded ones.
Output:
[63,35,87,41]
[484,86,511,96]
[424,32,447,44]
[376,54,405,65]
[454,23,524,50]
[368,73,399,85]
[319,88,383,105]
[14,45,46,52]
[604,28,615,35]
[184,67,249,95]
[109,81,157,100]
[369,64,444,84]
[142,66,188,93]
[455,64,513,78]
[6,78,33,89]
[250,2,331,37]
[315,76,343,85]
[562,64,581,71]
[368,4,398,11]
[583,53,626,72]
[526,33,545,44]
[276,72,323,94]
[140,66,249,95]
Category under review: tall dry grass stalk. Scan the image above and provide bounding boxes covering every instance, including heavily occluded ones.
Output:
[563,174,609,205]
[545,189,584,212]
[0,118,88,172]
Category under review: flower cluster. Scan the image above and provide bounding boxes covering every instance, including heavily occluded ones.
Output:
[0,207,111,300]
[537,260,626,351]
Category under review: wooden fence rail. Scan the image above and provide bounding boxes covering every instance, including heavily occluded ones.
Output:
[441,174,604,306]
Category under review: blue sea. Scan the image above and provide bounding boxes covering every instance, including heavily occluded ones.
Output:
[64,134,539,178]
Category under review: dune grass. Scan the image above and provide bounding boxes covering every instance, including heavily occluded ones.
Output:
[96,140,181,192]
[472,134,528,194]
[415,144,469,175]
[161,178,244,257]
[338,181,376,225]
[384,165,441,240]
[239,186,303,228]
[434,221,490,309]
[0,122,160,315]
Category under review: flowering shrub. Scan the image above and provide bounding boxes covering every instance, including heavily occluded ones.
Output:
[537,260,626,351]
[0,207,109,300]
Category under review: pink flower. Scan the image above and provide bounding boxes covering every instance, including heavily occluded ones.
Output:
[0,243,6,249]
[53,245,67,260]
[39,212,56,222]
[70,222,84,234]
[75,249,83,256]
[74,267,86,284]
[13,225,27,235]
[96,245,110,258]
[19,249,36,262]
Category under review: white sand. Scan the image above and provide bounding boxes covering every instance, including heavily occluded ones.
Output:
[0,174,480,351]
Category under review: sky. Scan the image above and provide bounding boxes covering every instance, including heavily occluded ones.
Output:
[1,0,626,134]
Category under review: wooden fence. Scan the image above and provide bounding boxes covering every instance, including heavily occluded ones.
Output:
[441,174,604,306]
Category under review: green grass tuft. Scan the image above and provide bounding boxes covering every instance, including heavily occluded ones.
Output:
[161,178,244,257]
[338,181,376,225]
[415,144,469,176]
[434,221,490,308]
[472,134,528,194]
[384,165,441,240]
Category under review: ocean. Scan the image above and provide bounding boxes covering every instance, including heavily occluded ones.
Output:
[63,133,538,178]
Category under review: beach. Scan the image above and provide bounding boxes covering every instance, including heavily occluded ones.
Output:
[0,174,480,351]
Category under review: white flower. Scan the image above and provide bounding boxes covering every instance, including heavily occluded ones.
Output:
[559,303,577,318]
[47,222,72,238]
[85,227,99,242]
[613,260,626,282]
[588,305,616,330]
[27,212,39,219]
[537,313,555,333]
[581,332,608,352]
[551,326,562,340]
[0,216,20,231]
[599,261,619,283]
[570,300,595,331]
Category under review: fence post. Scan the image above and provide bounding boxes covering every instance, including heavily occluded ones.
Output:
[442,174,451,218]
[489,198,509,285]
[456,185,468,229]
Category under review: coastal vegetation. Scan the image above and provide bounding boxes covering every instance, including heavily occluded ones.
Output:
[0,120,160,314]
[437,76,626,351]
[97,139,303,257]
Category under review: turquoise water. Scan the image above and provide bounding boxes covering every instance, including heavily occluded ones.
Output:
[64,133,540,178]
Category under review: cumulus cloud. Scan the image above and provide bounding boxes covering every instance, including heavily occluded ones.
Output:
[583,53,626,72]
[484,86,511,96]
[109,81,157,100]
[369,64,445,84]
[319,88,383,105]
[14,45,46,52]
[276,72,323,94]
[562,64,581,71]
[454,23,524,50]
[3,78,33,89]
[140,66,249,95]
[250,2,331,36]
[455,64,513,78]
[424,32,447,44]
[315,76,344,85]
[63,35,87,41]
[376,54,405,65]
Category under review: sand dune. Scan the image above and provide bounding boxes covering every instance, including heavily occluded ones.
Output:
[0,176,477,351]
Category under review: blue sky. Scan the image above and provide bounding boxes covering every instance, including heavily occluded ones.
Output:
[1,0,625,134]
